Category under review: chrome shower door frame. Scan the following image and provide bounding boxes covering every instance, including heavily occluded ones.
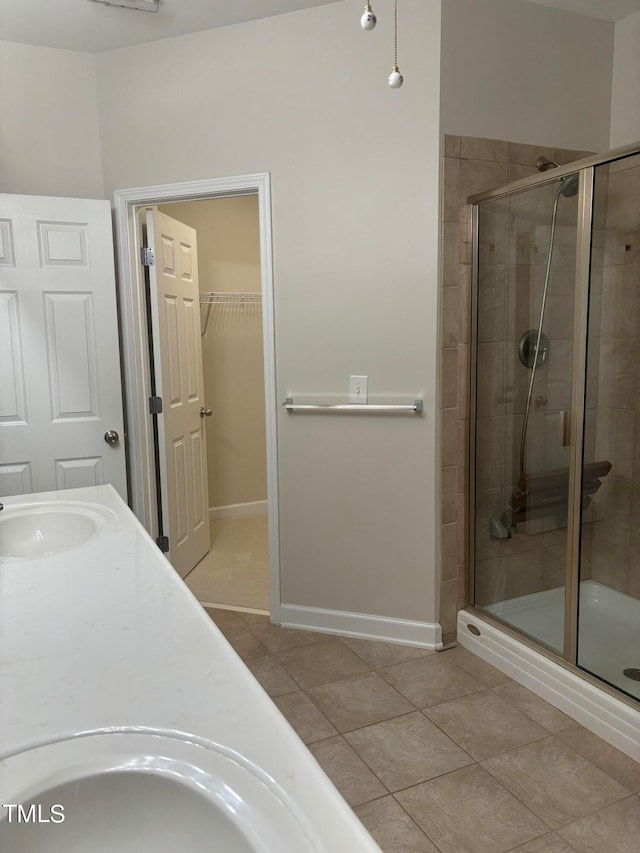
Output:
[466,139,640,684]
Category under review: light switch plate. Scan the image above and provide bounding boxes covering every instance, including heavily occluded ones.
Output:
[349,375,368,404]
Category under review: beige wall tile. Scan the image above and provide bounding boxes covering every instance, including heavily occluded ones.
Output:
[443,157,461,223]
[441,522,458,581]
[508,142,558,167]
[442,134,461,158]
[442,221,461,286]
[461,136,509,162]
[440,576,459,635]
[441,465,458,524]
[461,159,510,202]
[441,286,459,346]
[441,347,459,410]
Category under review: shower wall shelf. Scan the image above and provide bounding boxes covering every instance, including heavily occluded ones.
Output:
[282,398,424,414]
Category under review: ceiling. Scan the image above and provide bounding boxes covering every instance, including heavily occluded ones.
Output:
[527,0,640,21]
[0,0,638,54]
[0,0,344,53]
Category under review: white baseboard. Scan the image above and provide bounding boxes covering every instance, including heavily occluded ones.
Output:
[458,610,640,762]
[280,604,443,649]
[209,500,268,521]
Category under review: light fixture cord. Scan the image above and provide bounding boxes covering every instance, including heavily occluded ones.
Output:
[394,0,398,67]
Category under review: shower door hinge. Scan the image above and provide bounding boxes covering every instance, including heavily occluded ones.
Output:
[149,395,163,415]
[156,535,169,553]
[140,246,155,266]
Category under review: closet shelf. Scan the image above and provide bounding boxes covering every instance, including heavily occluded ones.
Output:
[199,292,262,305]
[199,292,262,336]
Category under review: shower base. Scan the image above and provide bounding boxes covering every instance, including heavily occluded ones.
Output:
[459,584,640,761]
[484,581,640,701]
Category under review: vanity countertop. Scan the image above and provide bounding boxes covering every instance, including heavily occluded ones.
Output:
[0,484,380,852]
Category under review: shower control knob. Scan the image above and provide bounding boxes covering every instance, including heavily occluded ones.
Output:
[104,430,120,446]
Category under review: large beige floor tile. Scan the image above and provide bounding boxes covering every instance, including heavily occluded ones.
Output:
[307,672,414,732]
[344,637,435,669]
[185,517,268,610]
[203,606,246,633]
[424,690,547,760]
[345,711,473,792]
[442,644,510,686]
[248,622,325,654]
[510,833,577,852]
[220,626,269,661]
[308,736,386,807]
[272,691,337,744]
[380,654,484,708]
[558,795,640,852]
[482,737,631,829]
[245,655,298,697]
[275,639,370,689]
[354,796,440,853]
[396,764,547,853]
[492,681,574,733]
[556,723,640,793]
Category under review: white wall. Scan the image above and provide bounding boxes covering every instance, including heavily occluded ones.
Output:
[441,0,614,152]
[0,41,104,198]
[610,9,640,149]
[96,0,442,625]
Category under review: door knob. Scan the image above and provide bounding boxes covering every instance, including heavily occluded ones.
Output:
[200,407,213,418]
[104,430,120,446]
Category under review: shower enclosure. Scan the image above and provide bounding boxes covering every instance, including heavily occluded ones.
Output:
[468,141,640,705]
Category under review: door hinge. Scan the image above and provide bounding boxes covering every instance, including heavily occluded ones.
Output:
[156,535,169,553]
[141,246,155,266]
[149,395,163,414]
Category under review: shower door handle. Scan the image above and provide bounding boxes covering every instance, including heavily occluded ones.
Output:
[561,411,571,447]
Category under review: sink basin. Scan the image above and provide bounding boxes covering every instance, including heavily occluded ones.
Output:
[0,502,116,559]
[0,732,318,852]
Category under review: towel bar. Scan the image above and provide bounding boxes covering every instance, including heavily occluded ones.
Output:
[282,398,423,414]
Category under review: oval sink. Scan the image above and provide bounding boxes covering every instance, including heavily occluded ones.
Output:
[0,502,115,559]
[0,732,318,852]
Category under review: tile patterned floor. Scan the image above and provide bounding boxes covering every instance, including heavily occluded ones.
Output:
[185,517,269,610]
[204,607,640,853]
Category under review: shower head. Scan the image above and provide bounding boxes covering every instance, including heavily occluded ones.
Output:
[557,174,579,198]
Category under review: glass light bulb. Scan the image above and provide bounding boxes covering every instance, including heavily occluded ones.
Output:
[361,5,377,30]
[388,66,403,88]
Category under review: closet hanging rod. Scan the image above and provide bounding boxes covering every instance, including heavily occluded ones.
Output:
[282,398,424,414]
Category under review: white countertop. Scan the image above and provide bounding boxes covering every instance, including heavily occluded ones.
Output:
[0,485,380,851]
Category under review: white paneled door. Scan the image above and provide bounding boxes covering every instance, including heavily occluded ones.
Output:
[146,208,210,577]
[0,195,127,499]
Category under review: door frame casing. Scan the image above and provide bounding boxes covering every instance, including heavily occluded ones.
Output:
[114,174,280,622]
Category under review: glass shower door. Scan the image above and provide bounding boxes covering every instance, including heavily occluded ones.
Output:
[472,176,580,654]
[578,153,640,701]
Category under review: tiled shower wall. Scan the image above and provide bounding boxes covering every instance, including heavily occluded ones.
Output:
[438,135,593,646]
[587,155,640,599]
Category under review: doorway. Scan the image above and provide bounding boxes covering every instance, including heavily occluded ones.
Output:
[155,196,269,611]
[114,174,280,623]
